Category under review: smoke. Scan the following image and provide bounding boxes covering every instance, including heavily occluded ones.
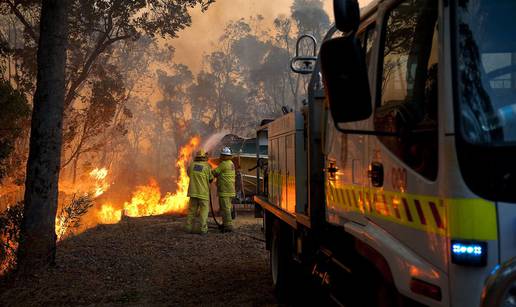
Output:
[173,0,325,72]
[172,0,372,72]
[93,0,376,205]
[201,132,230,154]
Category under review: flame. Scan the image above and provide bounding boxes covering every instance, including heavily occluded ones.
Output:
[98,203,122,224]
[97,137,200,224]
[124,180,163,217]
[55,215,67,241]
[89,168,110,197]
[55,167,110,240]
[208,158,219,169]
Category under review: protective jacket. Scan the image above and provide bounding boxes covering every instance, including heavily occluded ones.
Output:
[187,160,213,200]
[213,160,236,197]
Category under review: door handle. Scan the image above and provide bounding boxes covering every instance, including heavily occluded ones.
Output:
[328,161,338,179]
[368,162,384,187]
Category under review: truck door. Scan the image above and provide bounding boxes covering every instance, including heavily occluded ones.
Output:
[366,0,447,271]
[324,24,376,227]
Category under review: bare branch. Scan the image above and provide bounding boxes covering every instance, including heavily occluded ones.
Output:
[3,0,37,42]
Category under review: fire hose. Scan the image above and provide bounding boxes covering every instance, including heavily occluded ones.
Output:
[208,186,223,229]
[207,184,265,242]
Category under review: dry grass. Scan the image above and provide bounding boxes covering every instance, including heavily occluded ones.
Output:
[0,212,278,306]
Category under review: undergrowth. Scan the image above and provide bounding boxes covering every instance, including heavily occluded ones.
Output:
[0,195,93,277]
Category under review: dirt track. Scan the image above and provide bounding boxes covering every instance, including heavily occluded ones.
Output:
[0,212,278,306]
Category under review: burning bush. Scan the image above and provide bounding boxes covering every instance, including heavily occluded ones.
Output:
[96,136,200,224]
[0,195,94,276]
[55,195,94,241]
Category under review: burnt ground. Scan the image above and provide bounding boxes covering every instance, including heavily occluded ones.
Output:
[0,212,279,306]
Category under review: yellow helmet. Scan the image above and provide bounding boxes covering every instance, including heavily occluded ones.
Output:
[196,149,207,158]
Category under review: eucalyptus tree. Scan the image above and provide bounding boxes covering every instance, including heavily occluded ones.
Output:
[3,0,215,272]
[17,0,68,273]
[0,0,214,173]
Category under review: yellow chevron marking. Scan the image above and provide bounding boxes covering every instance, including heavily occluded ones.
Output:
[326,181,497,241]
[265,172,497,241]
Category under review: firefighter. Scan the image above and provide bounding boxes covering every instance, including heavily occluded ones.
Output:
[185,149,213,234]
[213,146,236,232]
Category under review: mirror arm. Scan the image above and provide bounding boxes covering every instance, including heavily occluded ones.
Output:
[295,34,317,56]
[334,123,438,137]
[290,56,318,74]
[334,122,400,137]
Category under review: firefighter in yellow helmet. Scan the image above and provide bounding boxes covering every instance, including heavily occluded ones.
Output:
[213,146,236,232]
[185,149,213,234]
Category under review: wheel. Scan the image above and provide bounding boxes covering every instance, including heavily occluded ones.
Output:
[270,220,291,299]
[357,269,399,307]
[373,276,398,307]
[340,259,400,307]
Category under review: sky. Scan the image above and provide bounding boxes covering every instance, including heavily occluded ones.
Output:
[172,0,373,72]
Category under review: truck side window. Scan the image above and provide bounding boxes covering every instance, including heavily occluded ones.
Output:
[375,0,438,181]
[357,31,366,49]
[365,24,377,67]
[357,24,376,67]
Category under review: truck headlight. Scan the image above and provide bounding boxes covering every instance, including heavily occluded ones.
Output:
[501,282,516,307]
[481,258,516,307]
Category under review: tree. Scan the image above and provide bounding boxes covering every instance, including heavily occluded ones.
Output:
[291,0,330,43]
[250,45,292,114]
[0,0,215,183]
[17,0,68,271]
[0,80,30,181]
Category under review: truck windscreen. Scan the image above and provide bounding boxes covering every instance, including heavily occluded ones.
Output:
[456,0,516,145]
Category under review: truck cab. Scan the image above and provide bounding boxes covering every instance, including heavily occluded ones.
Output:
[255,0,516,306]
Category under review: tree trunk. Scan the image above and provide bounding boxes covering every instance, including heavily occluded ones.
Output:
[17,0,68,272]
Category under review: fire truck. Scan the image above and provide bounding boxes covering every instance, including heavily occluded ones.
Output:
[253,0,516,306]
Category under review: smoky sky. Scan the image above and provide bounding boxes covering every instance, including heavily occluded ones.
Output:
[172,0,373,72]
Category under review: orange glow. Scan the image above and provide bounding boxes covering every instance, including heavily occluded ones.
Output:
[410,265,441,279]
[55,215,67,241]
[97,136,200,224]
[89,168,110,197]
[410,266,421,277]
[98,203,123,224]
[208,158,219,168]
[55,167,110,240]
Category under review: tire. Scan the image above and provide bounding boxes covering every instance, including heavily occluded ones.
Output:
[270,220,291,299]
[338,259,398,307]
[356,269,399,307]
[373,277,398,307]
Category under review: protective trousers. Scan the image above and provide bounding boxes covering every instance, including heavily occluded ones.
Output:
[185,197,209,233]
[219,197,233,229]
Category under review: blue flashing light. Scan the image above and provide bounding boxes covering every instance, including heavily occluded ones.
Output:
[451,240,487,267]
[452,243,483,255]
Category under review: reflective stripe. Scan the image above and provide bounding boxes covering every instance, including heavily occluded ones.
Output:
[214,160,236,197]
[266,172,498,241]
[447,199,497,241]
[325,182,498,241]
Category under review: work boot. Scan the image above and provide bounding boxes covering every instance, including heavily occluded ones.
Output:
[190,228,207,235]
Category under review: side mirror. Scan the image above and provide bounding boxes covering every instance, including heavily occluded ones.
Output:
[334,0,360,33]
[290,34,318,75]
[320,35,371,123]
